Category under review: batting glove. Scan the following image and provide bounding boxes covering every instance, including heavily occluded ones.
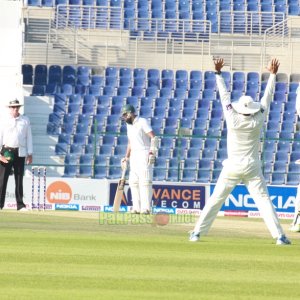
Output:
[148,152,156,165]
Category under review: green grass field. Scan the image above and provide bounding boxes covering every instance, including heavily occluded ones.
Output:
[0,211,299,300]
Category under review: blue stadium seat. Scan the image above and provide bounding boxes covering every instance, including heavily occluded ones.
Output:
[139,97,152,108]
[263,140,276,152]
[173,88,186,100]
[182,169,196,182]
[289,4,300,16]
[188,89,201,100]
[169,98,182,110]
[79,165,93,177]
[167,169,181,182]
[158,147,171,158]
[182,108,195,119]
[94,166,107,179]
[155,97,168,108]
[63,165,77,177]
[116,135,128,146]
[102,135,115,146]
[87,84,100,96]
[216,148,228,160]
[95,154,108,166]
[153,169,166,181]
[202,88,215,100]
[108,167,122,179]
[117,87,130,97]
[165,116,178,128]
[28,0,41,6]
[125,96,138,107]
[271,173,285,185]
[286,173,300,186]
[47,65,61,85]
[119,77,132,88]
[151,116,164,128]
[204,79,216,91]
[196,169,210,183]
[145,86,158,98]
[131,87,144,97]
[162,69,174,80]
[34,64,47,85]
[22,64,33,85]
[99,145,113,156]
[289,83,299,94]
[31,85,46,96]
[81,104,94,115]
[64,153,78,166]
[247,71,260,84]
[139,106,153,118]
[48,112,62,127]
[102,86,115,97]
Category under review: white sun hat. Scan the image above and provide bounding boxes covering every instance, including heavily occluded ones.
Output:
[231,96,261,115]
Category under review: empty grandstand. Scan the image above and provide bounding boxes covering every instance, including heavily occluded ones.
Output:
[4,0,300,184]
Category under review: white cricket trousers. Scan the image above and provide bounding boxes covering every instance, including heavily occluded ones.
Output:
[129,150,153,213]
[193,164,284,238]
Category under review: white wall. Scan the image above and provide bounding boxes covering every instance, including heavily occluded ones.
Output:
[0,0,23,117]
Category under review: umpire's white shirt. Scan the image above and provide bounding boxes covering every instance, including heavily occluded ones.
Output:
[0,114,33,157]
[127,117,152,151]
[217,73,275,170]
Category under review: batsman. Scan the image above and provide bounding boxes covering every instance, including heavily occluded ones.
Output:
[121,104,158,214]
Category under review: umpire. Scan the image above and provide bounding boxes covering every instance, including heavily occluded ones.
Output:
[0,99,33,211]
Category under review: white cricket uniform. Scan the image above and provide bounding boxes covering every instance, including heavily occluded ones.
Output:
[193,73,285,238]
[127,117,153,212]
[293,83,300,224]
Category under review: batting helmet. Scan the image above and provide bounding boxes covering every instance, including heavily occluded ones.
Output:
[122,104,135,115]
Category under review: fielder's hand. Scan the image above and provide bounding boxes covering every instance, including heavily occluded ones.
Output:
[213,58,225,73]
[267,58,280,75]
[148,152,156,165]
[121,157,128,170]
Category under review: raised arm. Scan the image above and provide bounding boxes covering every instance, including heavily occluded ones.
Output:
[260,59,279,113]
[214,58,232,114]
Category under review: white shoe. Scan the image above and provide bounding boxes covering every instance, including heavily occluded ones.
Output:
[18,207,28,212]
[189,231,200,242]
[289,224,300,232]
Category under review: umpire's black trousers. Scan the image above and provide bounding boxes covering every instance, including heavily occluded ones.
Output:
[0,148,26,210]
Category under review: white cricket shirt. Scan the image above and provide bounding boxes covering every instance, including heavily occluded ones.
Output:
[126,117,152,151]
[217,73,275,167]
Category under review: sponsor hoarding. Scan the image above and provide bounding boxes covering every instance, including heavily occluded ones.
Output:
[109,182,207,210]
[3,176,108,211]
[210,184,297,219]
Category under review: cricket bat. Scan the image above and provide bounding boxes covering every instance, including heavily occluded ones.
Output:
[113,168,127,213]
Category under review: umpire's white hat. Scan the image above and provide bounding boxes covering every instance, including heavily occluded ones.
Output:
[7,99,23,107]
[231,96,261,115]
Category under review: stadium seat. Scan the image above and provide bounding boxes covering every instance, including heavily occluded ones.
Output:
[22,64,33,85]
[45,66,59,86]
[63,165,77,177]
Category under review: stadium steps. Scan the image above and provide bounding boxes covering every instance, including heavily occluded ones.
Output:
[24,93,63,177]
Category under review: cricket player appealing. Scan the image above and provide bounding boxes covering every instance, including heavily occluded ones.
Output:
[189,58,291,245]
[290,83,300,232]
[121,104,158,214]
